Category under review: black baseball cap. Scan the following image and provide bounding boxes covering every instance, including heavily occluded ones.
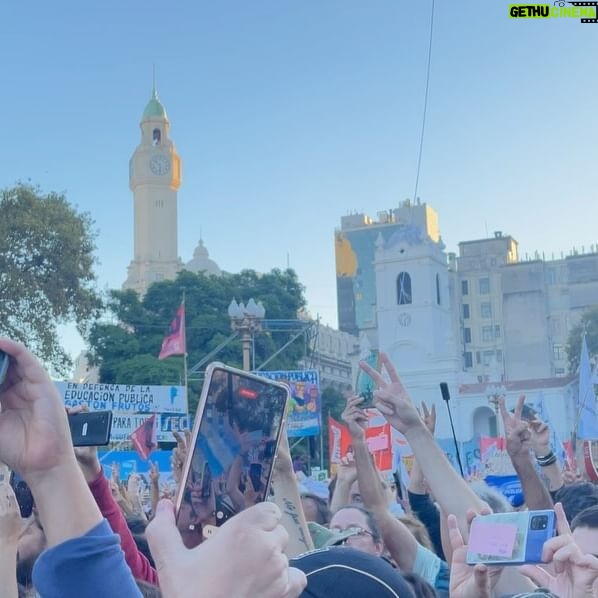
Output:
[291,546,415,598]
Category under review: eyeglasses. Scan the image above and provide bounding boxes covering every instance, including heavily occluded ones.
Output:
[331,526,375,543]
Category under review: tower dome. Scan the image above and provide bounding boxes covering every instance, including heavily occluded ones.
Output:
[142,86,167,120]
[186,240,222,276]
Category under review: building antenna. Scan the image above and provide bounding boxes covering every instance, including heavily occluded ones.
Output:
[412,0,436,207]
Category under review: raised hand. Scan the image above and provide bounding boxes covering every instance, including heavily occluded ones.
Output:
[359,353,422,434]
[419,401,437,434]
[0,338,75,480]
[149,461,160,485]
[447,509,503,598]
[499,395,532,461]
[335,452,358,485]
[341,395,368,441]
[520,502,598,598]
[171,430,191,485]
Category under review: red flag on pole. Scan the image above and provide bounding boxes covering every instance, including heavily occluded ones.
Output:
[158,303,186,360]
[130,414,158,461]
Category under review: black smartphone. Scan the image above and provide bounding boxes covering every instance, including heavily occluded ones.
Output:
[0,350,9,386]
[68,411,113,446]
[175,362,290,539]
[10,472,34,518]
[359,388,375,408]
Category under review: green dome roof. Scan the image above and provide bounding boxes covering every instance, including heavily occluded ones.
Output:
[142,87,167,120]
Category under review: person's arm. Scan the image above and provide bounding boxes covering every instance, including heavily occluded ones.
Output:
[127,473,148,521]
[0,472,20,598]
[328,456,358,514]
[86,468,159,585]
[0,337,140,597]
[344,396,421,573]
[270,430,314,557]
[149,462,160,518]
[407,402,444,559]
[500,396,553,510]
[529,419,564,494]
[360,354,486,542]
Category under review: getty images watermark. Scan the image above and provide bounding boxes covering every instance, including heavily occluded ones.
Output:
[509,1,598,22]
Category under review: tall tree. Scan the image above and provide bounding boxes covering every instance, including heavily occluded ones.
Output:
[0,183,102,374]
[88,268,309,414]
[567,305,598,372]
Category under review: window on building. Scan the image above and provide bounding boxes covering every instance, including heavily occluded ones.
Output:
[555,368,566,376]
[481,302,492,318]
[482,326,493,342]
[553,344,566,361]
[464,352,473,368]
[479,277,490,294]
[461,280,469,296]
[483,350,494,366]
[496,350,503,362]
[494,325,501,338]
[152,128,161,145]
[436,274,441,305]
[397,272,412,305]
[463,328,472,343]
[546,268,557,285]
[476,351,481,364]
[463,304,470,319]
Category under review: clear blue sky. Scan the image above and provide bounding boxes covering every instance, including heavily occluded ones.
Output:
[2,1,597,359]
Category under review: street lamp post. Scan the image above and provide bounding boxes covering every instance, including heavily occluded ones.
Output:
[486,383,507,438]
[228,298,266,371]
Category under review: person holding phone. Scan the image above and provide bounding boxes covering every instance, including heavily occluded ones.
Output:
[0,337,142,598]
[0,338,307,598]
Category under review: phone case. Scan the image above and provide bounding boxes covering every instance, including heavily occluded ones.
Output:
[175,362,290,534]
[68,411,114,446]
[466,510,556,566]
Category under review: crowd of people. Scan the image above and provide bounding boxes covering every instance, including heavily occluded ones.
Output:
[1,337,598,597]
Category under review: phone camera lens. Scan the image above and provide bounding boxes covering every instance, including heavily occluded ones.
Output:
[531,515,548,530]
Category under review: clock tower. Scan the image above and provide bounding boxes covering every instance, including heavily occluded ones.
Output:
[123,86,182,295]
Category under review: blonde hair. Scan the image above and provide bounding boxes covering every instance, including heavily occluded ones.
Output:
[398,513,434,551]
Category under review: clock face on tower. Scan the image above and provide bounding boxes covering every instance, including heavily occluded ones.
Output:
[149,155,171,176]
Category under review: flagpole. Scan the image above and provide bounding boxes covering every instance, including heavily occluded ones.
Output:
[182,290,188,395]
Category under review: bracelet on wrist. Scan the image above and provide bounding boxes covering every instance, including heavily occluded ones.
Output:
[536,451,557,467]
[535,450,554,462]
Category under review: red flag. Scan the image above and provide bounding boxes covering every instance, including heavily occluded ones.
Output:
[130,414,158,461]
[158,303,186,360]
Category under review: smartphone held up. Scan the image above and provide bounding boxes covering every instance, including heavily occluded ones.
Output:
[466,509,556,566]
[175,362,290,544]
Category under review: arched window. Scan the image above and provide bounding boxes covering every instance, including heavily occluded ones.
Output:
[436,274,441,305]
[152,128,161,145]
[396,272,412,305]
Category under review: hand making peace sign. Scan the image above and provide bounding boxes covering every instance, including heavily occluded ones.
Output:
[358,352,423,434]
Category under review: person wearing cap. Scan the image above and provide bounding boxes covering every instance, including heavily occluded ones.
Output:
[290,546,417,598]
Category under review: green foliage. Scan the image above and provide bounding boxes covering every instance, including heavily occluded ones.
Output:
[0,183,102,374]
[567,305,598,372]
[88,267,308,412]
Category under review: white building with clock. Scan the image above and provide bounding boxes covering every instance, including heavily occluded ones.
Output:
[123,86,184,295]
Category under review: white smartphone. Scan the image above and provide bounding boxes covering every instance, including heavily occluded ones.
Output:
[175,362,290,543]
[466,510,556,566]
